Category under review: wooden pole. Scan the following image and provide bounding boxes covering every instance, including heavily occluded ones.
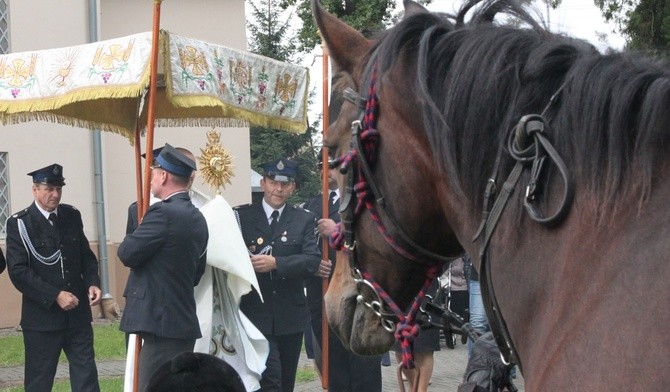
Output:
[133,1,163,391]
[134,125,144,218]
[320,49,330,391]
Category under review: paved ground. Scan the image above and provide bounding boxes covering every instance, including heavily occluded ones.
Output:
[0,339,524,391]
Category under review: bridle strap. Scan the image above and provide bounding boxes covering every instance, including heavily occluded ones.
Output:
[473,83,573,372]
[351,115,453,264]
[330,63,452,369]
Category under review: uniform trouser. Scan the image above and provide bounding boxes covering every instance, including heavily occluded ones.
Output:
[137,332,195,392]
[259,332,303,392]
[23,324,100,392]
[312,328,382,392]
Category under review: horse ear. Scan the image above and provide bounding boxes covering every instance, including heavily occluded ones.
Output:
[311,0,372,76]
[402,0,429,19]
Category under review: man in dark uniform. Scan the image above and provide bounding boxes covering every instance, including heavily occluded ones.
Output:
[303,158,383,392]
[236,158,320,392]
[5,163,102,392]
[118,143,209,392]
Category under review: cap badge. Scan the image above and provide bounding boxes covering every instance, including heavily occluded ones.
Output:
[53,166,60,175]
[276,160,285,170]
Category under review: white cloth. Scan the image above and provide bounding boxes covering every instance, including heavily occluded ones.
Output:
[123,195,268,392]
[193,195,268,391]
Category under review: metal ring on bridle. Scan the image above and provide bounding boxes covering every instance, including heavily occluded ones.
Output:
[354,272,397,332]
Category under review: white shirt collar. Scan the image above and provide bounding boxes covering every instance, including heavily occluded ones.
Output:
[262,199,286,222]
[34,201,56,220]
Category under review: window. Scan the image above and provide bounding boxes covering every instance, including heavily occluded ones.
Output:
[0,153,9,237]
[0,0,9,54]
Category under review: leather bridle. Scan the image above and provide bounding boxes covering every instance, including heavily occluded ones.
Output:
[329,57,574,372]
[329,61,452,368]
[472,83,574,372]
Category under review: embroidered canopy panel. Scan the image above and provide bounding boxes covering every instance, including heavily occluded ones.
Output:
[0,31,309,140]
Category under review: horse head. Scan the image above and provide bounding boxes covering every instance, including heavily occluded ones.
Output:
[313,0,465,356]
[315,0,670,389]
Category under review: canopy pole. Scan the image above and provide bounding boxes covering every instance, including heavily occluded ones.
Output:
[320,49,330,391]
[134,125,144,218]
[134,2,163,391]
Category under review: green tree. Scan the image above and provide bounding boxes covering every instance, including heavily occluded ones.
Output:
[594,0,670,53]
[247,0,320,203]
[285,0,433,53]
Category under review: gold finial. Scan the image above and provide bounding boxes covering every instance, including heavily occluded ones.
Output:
[199,129,235,194]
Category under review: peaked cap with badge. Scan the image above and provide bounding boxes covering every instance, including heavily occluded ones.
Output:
[27,163,66,186]
[262,158,298,183]
[154,143,197,177]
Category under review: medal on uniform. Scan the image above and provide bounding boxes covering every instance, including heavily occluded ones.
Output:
[249,245,256,253]
[257,237,264,245]
[281,231,287,242]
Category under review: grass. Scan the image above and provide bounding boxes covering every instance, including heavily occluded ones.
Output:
[0,377,123,392]
[296,366,318,383]
[0,321,319,390]
[0,322,126,367]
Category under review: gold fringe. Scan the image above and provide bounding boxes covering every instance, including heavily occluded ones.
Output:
[2,112,135,140]
[0,78,150,115]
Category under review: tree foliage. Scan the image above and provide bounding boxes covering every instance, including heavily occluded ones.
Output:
[247,0,320,202]
[594,0,670,54]
[287,0,397,52]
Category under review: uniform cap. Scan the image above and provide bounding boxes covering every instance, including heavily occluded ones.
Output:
[154,143,197,177]
[141,147,164,160]
[262,158,297,182]
[27,163,66,186]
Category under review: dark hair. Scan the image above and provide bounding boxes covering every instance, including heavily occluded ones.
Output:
[145,352,245,392]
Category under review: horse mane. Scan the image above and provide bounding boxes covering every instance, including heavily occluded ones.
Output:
[371,0,670,219]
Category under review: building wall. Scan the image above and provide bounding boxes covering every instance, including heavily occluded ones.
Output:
[0,0,251,328]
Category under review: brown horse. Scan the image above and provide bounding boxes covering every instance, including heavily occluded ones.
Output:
[314,0,670,390]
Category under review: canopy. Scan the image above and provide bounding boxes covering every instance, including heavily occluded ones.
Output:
[0,30,310,139]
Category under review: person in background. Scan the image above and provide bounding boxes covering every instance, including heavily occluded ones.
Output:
[118,144,209,392]
[125,146,203,234]
[465,253,489,357]
[5,163,101,392]
[236,158,320,392]
[0,247,5,275]
[303,157,382,391]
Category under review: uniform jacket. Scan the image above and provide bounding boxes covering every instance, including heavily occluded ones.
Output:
[118,192,208,340]
[0,247,5,274]
[5,202,100,331]
[236,202,320,335]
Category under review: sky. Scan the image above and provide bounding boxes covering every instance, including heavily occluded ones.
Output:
[423,0,625,50]
[306,0,626,133]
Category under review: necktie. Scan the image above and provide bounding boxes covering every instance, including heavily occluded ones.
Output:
[270,210,279,235]
[48,212,57,226]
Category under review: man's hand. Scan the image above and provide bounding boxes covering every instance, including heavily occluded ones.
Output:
[88,286,102,306]
[251,254,277,273]
[316,259,332,279]
[56,291,79,311]
[317,218,337,238]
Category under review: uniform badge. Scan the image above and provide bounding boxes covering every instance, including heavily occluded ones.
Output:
[280,231,287,242]
[257,237,264,245]
[249,245,256,253]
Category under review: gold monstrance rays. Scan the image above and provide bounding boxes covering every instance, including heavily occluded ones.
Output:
[199,129,234,194]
